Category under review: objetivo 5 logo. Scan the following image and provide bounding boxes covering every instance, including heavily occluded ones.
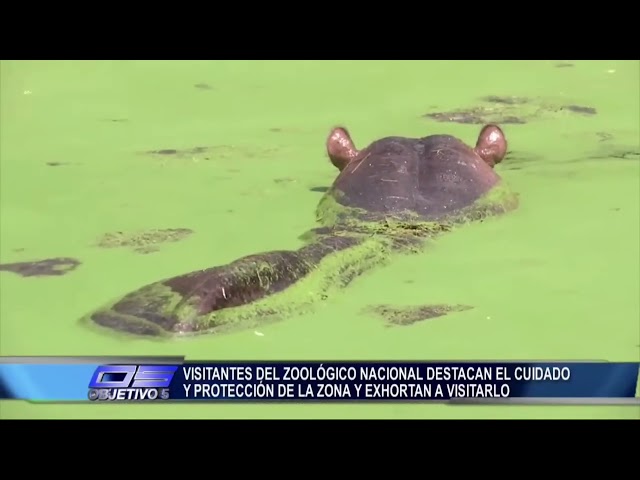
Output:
[88,365,178,402]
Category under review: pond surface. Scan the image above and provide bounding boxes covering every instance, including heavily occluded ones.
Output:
[0,60,638,418]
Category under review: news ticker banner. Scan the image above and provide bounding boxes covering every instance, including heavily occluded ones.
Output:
[0,357,638,405]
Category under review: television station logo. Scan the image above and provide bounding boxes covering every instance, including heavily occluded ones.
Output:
[88,365,178,401]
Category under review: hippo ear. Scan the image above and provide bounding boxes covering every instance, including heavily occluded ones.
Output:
[474,124,507,168]
[327,127,359,171]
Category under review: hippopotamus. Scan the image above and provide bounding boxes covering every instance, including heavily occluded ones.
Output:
[86,124,518,337]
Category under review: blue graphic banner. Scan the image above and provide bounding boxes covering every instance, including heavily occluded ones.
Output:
[0,357,638,404]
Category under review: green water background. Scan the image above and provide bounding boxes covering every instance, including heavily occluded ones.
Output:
[0,60,638,419]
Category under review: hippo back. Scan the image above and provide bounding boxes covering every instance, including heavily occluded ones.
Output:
[325,134,501,223]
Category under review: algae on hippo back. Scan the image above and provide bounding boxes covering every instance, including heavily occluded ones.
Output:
[84,124,519,338]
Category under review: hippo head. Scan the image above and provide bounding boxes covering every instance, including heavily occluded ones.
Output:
[321,124,510,223]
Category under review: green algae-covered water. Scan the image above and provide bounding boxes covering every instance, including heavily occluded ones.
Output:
[1,60,638,419]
